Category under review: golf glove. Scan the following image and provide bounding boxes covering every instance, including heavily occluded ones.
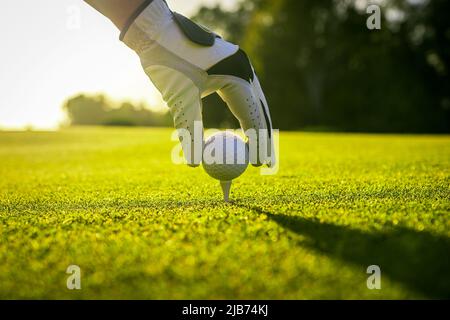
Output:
[121,0,275,167]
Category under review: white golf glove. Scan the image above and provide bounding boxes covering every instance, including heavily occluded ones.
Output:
[121,0,275,167]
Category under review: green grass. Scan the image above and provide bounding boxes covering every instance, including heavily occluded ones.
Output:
[0,127,449,299]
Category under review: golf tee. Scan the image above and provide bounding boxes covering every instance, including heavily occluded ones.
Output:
[220,181,232,202]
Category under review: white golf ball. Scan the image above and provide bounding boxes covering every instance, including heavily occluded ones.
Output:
[202,132,249,181]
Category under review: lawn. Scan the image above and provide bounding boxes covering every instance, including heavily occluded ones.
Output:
[0,127,448,299]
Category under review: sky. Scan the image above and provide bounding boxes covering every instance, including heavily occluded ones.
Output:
[0,0,236,129]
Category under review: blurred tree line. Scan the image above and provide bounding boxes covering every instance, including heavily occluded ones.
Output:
[64,0,448,133]
[63,94,171,127]
[195,0,449,133]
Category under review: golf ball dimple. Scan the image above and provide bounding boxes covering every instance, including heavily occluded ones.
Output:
[202,132,249,181]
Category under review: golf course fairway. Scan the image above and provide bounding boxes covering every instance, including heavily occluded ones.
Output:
[0,127,448,299]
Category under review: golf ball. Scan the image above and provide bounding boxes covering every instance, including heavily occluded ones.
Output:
[202,132,249,181]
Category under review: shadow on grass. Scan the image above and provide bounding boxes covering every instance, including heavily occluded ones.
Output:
[239,204,450,299]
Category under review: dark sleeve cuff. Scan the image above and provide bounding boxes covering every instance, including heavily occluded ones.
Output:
[119,0,156,41]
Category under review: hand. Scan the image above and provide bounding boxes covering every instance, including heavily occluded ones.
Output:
[122,0,275,167]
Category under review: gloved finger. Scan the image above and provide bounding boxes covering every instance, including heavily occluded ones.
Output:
[145,65,204,166]
[205,50,275,166]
